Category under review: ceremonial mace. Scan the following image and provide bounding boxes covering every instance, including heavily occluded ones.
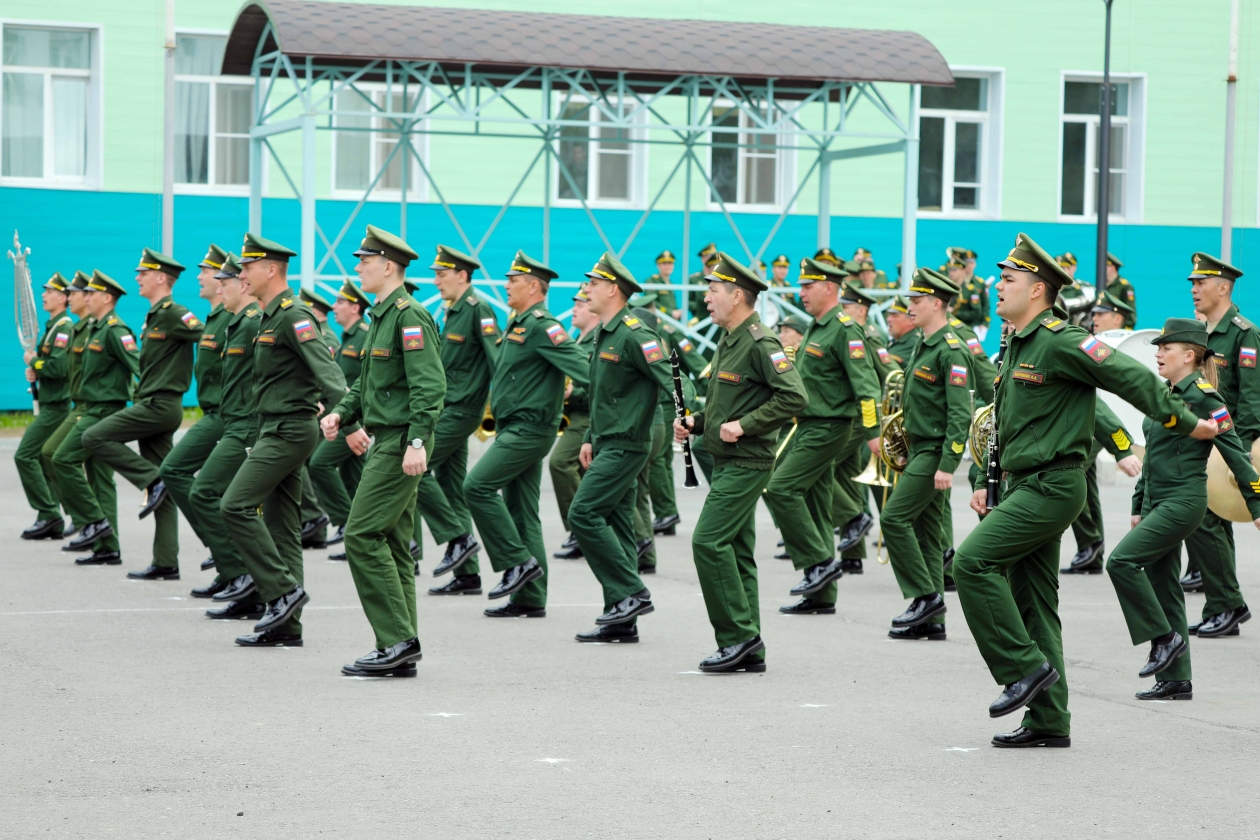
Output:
[8,231,40,414]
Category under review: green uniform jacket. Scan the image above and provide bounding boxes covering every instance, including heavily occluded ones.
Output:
[687,271,709,323]
[691,313,808,470]
[1107,276,1137,329]
[219,303,262,422]
[644,273,678,313]
[489,304,590,431]
[985,313,1199,480]
[631,308,700,419]
[1132,374,1260,519]
[334,284,445,444]
[1206,304,1260,445]
[566,329,597,413]
[954,276,990,328]
[902,327,975,473]
[195,303,232,411]
[33,313,75,404]
[886,327,921,367]
[336,318,370,390]
[948,317,997,404]
[797,304,881,437]
[318,319,339,356]
[252,292,347,417]
[582,307,674,453]
[68,316,95,403]
[79,310,139,403]
[1092,398,1135,458]
[861,321,901,384]
[439,290,500,410]
[137,295,202,398]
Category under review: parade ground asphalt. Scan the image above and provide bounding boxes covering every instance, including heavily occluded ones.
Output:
[1,438,1257,839]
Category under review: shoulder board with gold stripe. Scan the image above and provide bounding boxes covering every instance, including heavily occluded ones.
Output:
[395,296,411,310]
[838,314,852,324]
[279,297,293,308]
[943,332,961,348]
[106,316,119,326]
[1195,378,1220,395]
[622,314,642,330]
[532,309,545,318]
[1040,316,1066,332]
[161,300,172,308]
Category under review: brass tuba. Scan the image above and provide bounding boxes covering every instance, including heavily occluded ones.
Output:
[968,403,994,465]
[1206,438,1260,522]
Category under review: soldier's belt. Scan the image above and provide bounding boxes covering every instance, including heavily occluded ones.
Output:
[1007,454,1084,480]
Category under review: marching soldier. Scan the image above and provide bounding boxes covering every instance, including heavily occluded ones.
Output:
[1102,253,1137,328]
[569,253,674,642]
[464,252,590,617]
[763,257,881,615]
[775,315,806,353]
[311,280,371,557]
[418,244,499,593]
[1054,253,1091,323]
[295,287,338,547]
[81,250,201,580]
[18,273,74,539]
[642,250,679,316]
[54,271,139,566]
[41,272,95,541]
[949,248,990,336]
[688,243,720,324]
[674,252,807,672]
[952,232,1216,749]
[884,294,920,365]
[322,226,445,677]
[1106,318,1260,701]
[1185,253,1260,637]
[220,233,348,648]
[646,319,707,538]
[768,254,799,308]
[158,245,235,582]
[551,285,598,561]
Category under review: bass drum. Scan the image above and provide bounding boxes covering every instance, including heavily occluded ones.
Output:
[1094,328,1162,447]
[1206,439,1260,522]
[757,292,782,330]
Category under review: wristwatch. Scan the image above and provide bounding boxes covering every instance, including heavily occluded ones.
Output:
[409,438,425,450]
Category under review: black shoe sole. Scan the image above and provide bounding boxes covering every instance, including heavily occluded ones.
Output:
[302,541,328,550]
[484,608,546,618]
[891,601,947,629]
[127,570,180,581]
[190,589,226,599]
[888,628,947,640]
[206,610,265,620]
[1060,566,1104,575]
[1198,609,1251,638]
[342,663,416,677]
[653,526,677,536]
[638,566,656,575]
[254,591,310,632]
[991,735,1071,748]
[213,583,257,602]
[1136,690,1193,701]
[575,633,639,643]
[427,587,483,596]
[21,529,64,541]
[552,550,584,560]
[1139,638,1188,678]
[791,565,845,597]
[236,637,303,647]
[596,603,654,626]
[704,661,767,674]
[348,652,423,674]
[200,559,216,571]
[779,605,836,615]
[990,668,1060,718]
[486,564,543,600]
[699,639,766,672]
[75,558,122,566]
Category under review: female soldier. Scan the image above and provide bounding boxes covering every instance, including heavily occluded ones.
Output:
[1106,318,1260,701]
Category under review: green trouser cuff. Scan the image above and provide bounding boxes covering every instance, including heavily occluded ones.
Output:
[881,448,948,605]
[571,447,650,607]
[16,404,71,518]
[647,437,678,519]
[548,413,589,533]
[693,464,770,650]
[632,424,668,566]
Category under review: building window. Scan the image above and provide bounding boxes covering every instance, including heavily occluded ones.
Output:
[554,100,642,206]
[333,87,426,197]
[175,34,252,188]
[709,105,784,207]
[918,76,994,215]
[1060,80,1133,219]
[1,25,93,184]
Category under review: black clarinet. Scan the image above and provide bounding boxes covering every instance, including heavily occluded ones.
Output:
[670,348,700,488]
[985,330,1009,511]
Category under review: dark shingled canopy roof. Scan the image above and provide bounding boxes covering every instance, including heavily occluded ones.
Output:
[223,1,953,92]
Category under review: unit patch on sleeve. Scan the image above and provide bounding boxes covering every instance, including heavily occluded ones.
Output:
[480,317,498,335]
[1240,347,1257,368]
[53,332,69,348]
[181,311,202,328]
[545,323,568,345]
[119,335,137,352]
[677,337,694,353]
[948,364,968,386]
[769,350,793,373]
[1078,335,1112,364]
[1211,405,1234,432]
[847,339,866,359]
[965,337,984,355]
[640,340,664,363]
[402,326,425,351]
[876,346,891,364]
[293,319,317,342]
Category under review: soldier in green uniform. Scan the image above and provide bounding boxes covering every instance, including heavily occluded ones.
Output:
[884,295,920,365]
[464,252,590,617]
[417,244,500,593]
[569,253,674,642]
[1102,253,1137,329]
[641,250,678,316]
[18,273,74,539]
[81,251,202,580]
[55,271,140,566]
[157,244,234,584]
[550,285,599,561]
[322,226,445,677]
[1054,253,1092,325]
[674,252,807,672]
[645,318,707,537]
[311,281,371,556]
[949,248,991,336]
[814,247,840,267]
[194,255,268,620]
[879,268,975,640]
[687,243,720,324]
[1184,253,1260,636]
[41,272,95,541]
[764,258,881,614]
[1106,318,1260,700]
[295,286,338,548]
[953,232,1217,748]
[220,233,348,647]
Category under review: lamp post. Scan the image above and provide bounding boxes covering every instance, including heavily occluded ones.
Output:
[1094,0,1114,295]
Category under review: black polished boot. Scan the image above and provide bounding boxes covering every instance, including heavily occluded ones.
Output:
[487,558,542,599]
[891,593,946,628]
[576,624,639,643]
[427,575,482,596]
[888,623,946,640]
[988,662,1060,718]
[836,512,874,552]
[21,517,64,540]
[652,513,679,536]
[553,533,584,560]
[432,532,479,577]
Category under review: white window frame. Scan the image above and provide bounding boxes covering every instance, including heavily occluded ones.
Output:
[704,100,796,213]
[1056,71,1146,224]
[550,94,647,209]
[173,28,253,196]
[329,83,429,202]
[916,66,1004,220]
[0,19,103,190]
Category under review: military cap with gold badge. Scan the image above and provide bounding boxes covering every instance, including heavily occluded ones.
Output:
[705,251,767,294]
[947,247,977,264]
[352,224,418,267]
[507,250,559,286]
[44,272,70,292]
[1056,251,1078,269]
[87,269,127,296]
[887,294,910,314]
[71,270,91,290]
[697,242,718,262]
[299,287,334,314]
[1188,252,1243,282]
[198,244,228,272]
[135,247,185,280]
[996,232,1074,289]
[798,256,847,285]
[839,279,878,307]
[337,279,371,309]
[1091,289,1136,319]
[777,314,808,336]
[573,283,591,303]
[906,266,959,303]
[584,251,642,298]
[1106,252,1123,269]
[214,253,242,280]
[429,243,480,275]
[655,249,676,265]
[238,232,297,264]
[771,254,791,269]
[814,247,840,266]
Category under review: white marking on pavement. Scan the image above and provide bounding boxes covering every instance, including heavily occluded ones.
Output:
[799,704,827,708]
[943,747,979,752]
[676,670,703,674]
[536,758,569,763]
[428,713,462,717]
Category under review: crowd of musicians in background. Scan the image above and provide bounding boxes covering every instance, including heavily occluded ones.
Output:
[15,225,1260,748]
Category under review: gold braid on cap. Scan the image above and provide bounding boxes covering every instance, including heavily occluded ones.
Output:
[1006,255,1040,273]
[711,271,736,283]
[202,259,222,269]
[511,264,532,274]
[798,273,826,281]
[909,285,935,294]
[139,262,161,270]
[242,251,266,258]
[590,267,616,282]
[432,259,455,268]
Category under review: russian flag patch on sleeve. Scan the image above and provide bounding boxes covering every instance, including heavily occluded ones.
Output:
[54,332,70,348]
[293,319,317,342]
[1078,335,1112,363]
[965,336,984,355]
[480,317,498,335]
[545,323,568,345]
[402,326,424,350]
[120,334,137,352]
[770,349,793,372]
[641,340,664,363]
[1240,347,1256,368]
[949,364,968,386]
[1211,405,1234,431]
[847,339,866,359]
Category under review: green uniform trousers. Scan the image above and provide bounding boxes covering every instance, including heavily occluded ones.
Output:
[764,422,798,535]
[159,411,224,563]
[570,447,650,617]
[633,423,669,568]
[1105,497,1199,683]
[299,467,326,530]
[1069,442,1104,556]
[16,400,70,520]
[954,467,1085,737]
[82,394,183,568]
[221,416,320,636]
[764,418,851,605]
[1186,511,1241,618]
[693,463,770,659]
[464,424,555,608]
[345,431,424,649]
[693,434,715,485]
[307,436,363,529]
[53,403,124,554]
[648,434,678,521]
[548,411,590,533]
[832,420,869,560]
[881,445,949,611]
[188,419,256,588]
[40,406,84,525]
[414,405,482,575]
